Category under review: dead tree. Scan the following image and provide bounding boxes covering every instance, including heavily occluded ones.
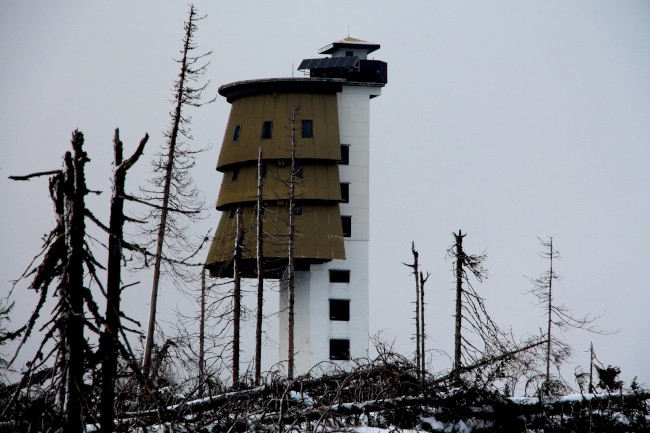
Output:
[419,270,429,378]
[232,207,244,384]
[403,242,421,379]
[7,131,167,432]
[286,107,299,380]
[255,144,265,385]
[444,231,548,391]
[140,4,213,380]
[59,134,88,433]
[99,129,148,433]
[448,230,513,385]
[198,267,207,395]
[453,231,466,381]
[7,131,91,433]
[527,236,600,396]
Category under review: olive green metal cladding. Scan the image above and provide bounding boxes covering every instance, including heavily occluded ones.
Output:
[205,81,346,278]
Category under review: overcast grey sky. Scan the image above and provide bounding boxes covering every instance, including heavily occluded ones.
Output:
[1,1,648,388]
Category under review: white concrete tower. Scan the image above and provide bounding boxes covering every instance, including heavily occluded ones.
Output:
[206,38,387,377]
[280,38,386,375]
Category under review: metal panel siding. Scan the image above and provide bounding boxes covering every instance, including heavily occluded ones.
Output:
[205,203,346,267]
[216,162,342,208]
[217,93,342,169]
[207,86,347,273]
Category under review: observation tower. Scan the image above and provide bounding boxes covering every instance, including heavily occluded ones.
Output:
[205,37,387,375]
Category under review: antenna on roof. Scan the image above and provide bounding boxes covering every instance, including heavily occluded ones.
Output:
[292,61,294,78]
[347,21,350,37]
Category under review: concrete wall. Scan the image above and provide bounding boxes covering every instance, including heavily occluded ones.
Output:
[279,84,381,376]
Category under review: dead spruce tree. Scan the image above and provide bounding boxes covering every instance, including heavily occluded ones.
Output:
[404,242,421,377]
[449,230,487,383]
[6,130,154,433]
[419,269,429,377]
[254,144,265,385]
[447,230,528,387]
[139,4,214,380]
[98,129,148,433]
[527,235,600,396]
[286,107,299,380]
[6,132,100,432]
[5,132,92,433]
[232,207,244,384]
[403,242,429,381]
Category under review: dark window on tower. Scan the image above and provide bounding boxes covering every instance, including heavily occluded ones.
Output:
[229,208,237,218]
[329,269,350,283]
[232,124,241,142]
[330,339,350,360]
[293,202,303,215]
[339,144,350,165]
[260,161,267,178]
[261,121,273,139]
[346,51,354,57]
[341,216,351,237]
[340,183,350,203]
[302,119,313,138]
[329,299,350,321]
[231,167,240,181]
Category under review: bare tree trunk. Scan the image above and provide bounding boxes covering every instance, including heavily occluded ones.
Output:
[61,132,88,433]
[453,230,465,384]
[100,129,147,433]
[199,267,206,396]
[545,237,554,396]
[143,6,196,380]
[589,342,594,393]
[232,207,243,385]
[411,243,421,379]
[419,270,429,379]
[287,108,298,380]
[255,144,264,385]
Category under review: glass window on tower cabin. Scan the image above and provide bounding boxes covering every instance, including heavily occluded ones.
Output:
[261,121,273,139]
[301,119,313,138]
[232,124,241,142]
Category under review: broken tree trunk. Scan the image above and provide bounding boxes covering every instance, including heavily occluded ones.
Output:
[419,270,429,379]
[453,230,465,384]
[100,129,147,433]
[61,132,88,433]
[199,267,206,396]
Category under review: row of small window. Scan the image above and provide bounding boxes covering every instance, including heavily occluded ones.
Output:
[231,121,351,166]
[232,120,314,141]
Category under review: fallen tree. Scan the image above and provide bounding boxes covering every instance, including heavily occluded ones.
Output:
[108,352,648,433]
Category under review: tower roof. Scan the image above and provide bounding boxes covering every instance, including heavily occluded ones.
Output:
[318,37,380,55]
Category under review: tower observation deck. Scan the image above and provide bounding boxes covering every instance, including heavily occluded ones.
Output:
[205,37,387,376]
